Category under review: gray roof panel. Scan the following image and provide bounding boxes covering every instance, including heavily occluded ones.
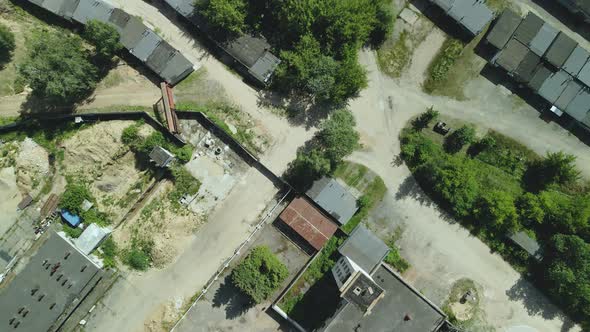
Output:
[514,51,541,83]
[146,41,177,74]
[565,89,590,121]
[447,0,494,35]
[249,51,281,84]
[529,23,558,56]
[108,8,131,34]
[338,225,389,274]
[41,0,66,16]
[539,70,571,103]
[508,231,542,261]
[513,12,544,45]
[555,80,583,110]
[223,35,271,68]
[119,16,146,50]
[563,46,589,77]
[528,65,553,91]
[494,39,529,73]
[29,0,45,6]
[163,0,195,18]
[432,0,456,12]
[544,32,578,68]
[307,177,359,225]
[130,29,162,62]
[486,9,523,49]
[72,0,115,24]
[59,0,78,19]
[160,52,195,85]
[577,60,590,86]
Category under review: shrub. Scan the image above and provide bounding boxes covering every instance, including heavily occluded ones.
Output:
[59,181,92,215]
[444,125,476,153]
[84,20,123,61]
[63,225,83,238]
[516,193,544,226]
[0,23,16,65]
[411,107,439,130]
[424,38,463,92]
[126,249,150,270]
[384,248,410,273]
[231,246,289,304]
[474,190,519,233]
[121,123,140,145]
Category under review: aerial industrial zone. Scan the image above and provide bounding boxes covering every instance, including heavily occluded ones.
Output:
[1,0,590,331]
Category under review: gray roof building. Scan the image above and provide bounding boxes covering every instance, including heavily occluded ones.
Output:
[508,231,543,261]
[160,52,195,86]
[563,46,589,77]
[544,32,577,68]
[512,12,544,46]
[432,0,455,12]
[146,41,177,74]
[555,80,583,110]
[527,64,552,91]
[440,0,494,36]
[494,39,529,73]
[486,9,522,50]
[149,146,175,167]
[0,232,102,331]
[565,89,590,122]
[529,22,558,57]
[118,16,147,50]
[538,70,571,103]
[341,272,385,313]
[307,177,359,226]
[163,0,195,18]
[338,225,389,274]
[249,51,282,84]
[577,60,590,87]
[130,29,162,62]
[72,0,115,25]
[323,265,446,332]
[514,51,541,83]
[108,8,131,34]
[40,0,67,17]
[74,224,111,255]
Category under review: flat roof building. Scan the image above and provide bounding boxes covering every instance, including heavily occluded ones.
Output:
[74,224,111,255]
[565,89,590,123]
[307,177,359,226]
[72,0,115,25]
[485,9,522,50]
[538,70,571,103]
[555,80,583,111]
[0,232,102,331]
[508,231,543,261]
[512,12,544,46]
[527,64,552,91]
[514,51,541,83]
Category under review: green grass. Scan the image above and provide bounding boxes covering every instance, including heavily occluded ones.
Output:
[0,116,18,126]
[424,38,464,94]
[377,30,410,78]
[175,67,207,92]
[383,228,410,273]
[333,162,369,188]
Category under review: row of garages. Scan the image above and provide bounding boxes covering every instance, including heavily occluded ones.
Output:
[25,0,195,86]
[486,9,590,129]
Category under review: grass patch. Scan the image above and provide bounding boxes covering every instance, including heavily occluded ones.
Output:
[98,237,118,269]
[424,38,464,94]
[0,115,18,126]
[383,227,410,273]
[175,67,207,92]
[377,30,410,78]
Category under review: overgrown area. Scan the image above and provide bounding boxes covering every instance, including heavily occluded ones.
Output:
[401,109,590,329]
[423,38,464,94]
[196,0,394,105]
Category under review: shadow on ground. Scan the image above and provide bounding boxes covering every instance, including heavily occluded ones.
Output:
[211,275,254,320]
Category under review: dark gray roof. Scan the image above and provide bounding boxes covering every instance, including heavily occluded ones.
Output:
[577,60,590,87]
[146,41,177,74]
[324,265,446,332]
[338,225,389,274]
[539,70,571,103]
[163,0,195,18]
[160,52,195,86]
[565,88,590,121]
[544,32,577,68]
[119,16,146,50]
[514,51,541,83]
[108,8,131,34]
[528,64,552,91]
[486,9,522,49]
[223,35,271,68]
[0,232,101,332]
[513,12,544,46]
[432,0,455,12]
[72,0,115,24]
[307,177,359,225]
[494,39,529,73]
[508,231,542,261]
[529,23,558,56]
[446,0,494,35]
[149,146,174,167]
[555,80,583,110]
[341,272,384,313]
[563,46,589,77]
[249,51,282,84]
[130,29,162,62]
[59,0,78,20]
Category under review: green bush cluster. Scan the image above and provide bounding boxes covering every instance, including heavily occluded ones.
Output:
[121,122,193,164]
[83,20,122,62]
[99,237,118,268]
[123,238,153,271]
[401,111,590,327]
[59,179,111,227]
[231,246,289,304]
[168,166,201,205]
[424,38,464,92]
[0,22,16,65]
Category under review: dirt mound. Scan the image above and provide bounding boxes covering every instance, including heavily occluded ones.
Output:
[14,138,50,193]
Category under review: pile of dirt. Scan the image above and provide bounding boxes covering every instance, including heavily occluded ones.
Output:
[14,137,50,193]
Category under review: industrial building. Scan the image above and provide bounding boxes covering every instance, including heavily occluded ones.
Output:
[24,0,195,86]
[0,231,103,331]
[487,9,590,130]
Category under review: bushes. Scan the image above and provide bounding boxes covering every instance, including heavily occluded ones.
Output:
[59,181,92,215]
[231,246,289,304]
[0,23,15,65]
[197,0,247,35]
[84,20,122,61]
[474,190,519,234]
[122,123,193,164]
[444,125,475,153]
[424,38,464,92]
[123,238,153,271]
[169,166,201,203]
[411,107,439,130]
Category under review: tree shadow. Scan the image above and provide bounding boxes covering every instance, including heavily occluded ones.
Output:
[211,275,254,320]
[505,277,564,321]
[394,175,435,207]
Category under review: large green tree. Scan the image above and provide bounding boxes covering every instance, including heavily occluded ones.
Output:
[317,109,360,163]
[0,23,15,65]
[19,30,98,104]
[444,125,476,153]
[84,20,123,61]
[475,190,519,233]
[540,190,590,236]
[198,0,247,35]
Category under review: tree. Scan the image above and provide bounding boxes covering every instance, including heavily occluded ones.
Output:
[0,23,15,65]
[444,125,476,153]
[19,30,98,104]
[317,109,359,164]
[516,193,545,226]
[231,246,289,304]
[59,181,92,214]
[540,190,590,236]
[198,0,247,35]
[84,20,123,61]
[475,190,519,233]
[412,107,439,130]
[542,152,580,186]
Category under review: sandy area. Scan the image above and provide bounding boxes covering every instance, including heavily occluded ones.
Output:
[14,137,50,194]
[0,167,20,235]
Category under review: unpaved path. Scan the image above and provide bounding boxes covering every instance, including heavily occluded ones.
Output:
[401,27,446,87]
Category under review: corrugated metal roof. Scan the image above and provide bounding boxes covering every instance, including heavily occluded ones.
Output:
[565,89,590,121]
[306,177,358,226]
[119,16,146,50]
[160,52,195,85]
[163,0,195,18]
[514,51,541,83]
[544,32,577,68]
[446,0,494,35]
[563,45,589,77]
[72,0,115,24]
[529,22,558,56]
[539,70,571,103]
[494,39,529,73]
[59,0,78,19]
[528,64,552,91]
[279,197,338,251]
[223,35,271,68]
[513,12,544,45]
[508,231,542,261]
[146,41,177,74]
[74,224,111,255]
[339,225,389,274]
[486,9,522,49]
[29,0,45,6]
[249,51,282,85]
[130,29,162,62]
[577,60,590,86]
[555,80,582,110]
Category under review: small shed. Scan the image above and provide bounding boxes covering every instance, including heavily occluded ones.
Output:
[544,32,578,68]
[149,146,175,168]
[577,60,590,87]
[248,51,282,85]
[512,12,544,46]
[538,70,571,104]
[130,29,162,62]
[514,51,541,83]
[74,224,111,255]
[61,210,82,228]
[565,89,590,122]
[108,8,132,34]
[508,231,543,261]
[160,52,195,86]
[17,194,33,211]
[446,0,494,36]
[119,16,148,50]
[527,64,552,91]
[486,9,523,50]
[306,177,359,226]
[554,80,583,111]
[72,0,116,24]
[529,22,558,56]
[563,45,590,77]
[163,0,195,18]
[81,199,94,212]
[146,41,177,74]
[493,39,529,73]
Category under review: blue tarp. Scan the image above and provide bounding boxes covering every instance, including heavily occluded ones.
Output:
[61,209,81,227]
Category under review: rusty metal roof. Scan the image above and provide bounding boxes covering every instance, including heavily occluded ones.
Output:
[279,197,338,251]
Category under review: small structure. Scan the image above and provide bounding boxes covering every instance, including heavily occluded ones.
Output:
[149,146,175,168]
[543,32,577,68]
[529,22,558,57]
[508,231,543,261]
[61,210,81,228]
[74,224,111,255]
[434,121,451,135]
[492,39,529,73]
[512,12,544,46]
[485,9,522,50]
[430,0,494,36]
[277,197,338,252]
[527,64,552,91]
[538,70,571,104]
[306,177,359,226]
[513,51,541,83]
[563,45,590,77]
[81,199,94,212]
[17,194,33,211]
[336,225,390,276]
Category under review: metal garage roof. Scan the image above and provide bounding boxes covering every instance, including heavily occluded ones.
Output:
[40,0,66,17]
[513,12,544,46]
[529,22,558,56]
[279,197,338,251]
[565,89,590,121]
[307,177,359,226]
[130,29,162,62]
[338,225,389,274]
[446,0,494,35]
[108,8,131,34]
[544,32,578,68]
[72,0,115,24]
[432,0,455,12]
[555,80,583,110]
[494,39,529,73]
[486,9,522,49]
[528,64,552,91]
[163,0,195,18]
[29,0,45,6]
[538,70,571,103]
[146,41,177,74]
[119,16,148,50]
[563,45,589,77]
[514,51,541,83]
[577,59,590,86]
[160,52,195,85]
